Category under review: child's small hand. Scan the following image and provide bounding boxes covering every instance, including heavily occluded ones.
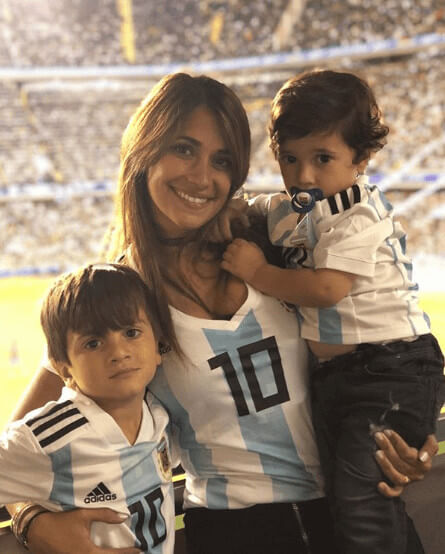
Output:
[221,238,267,283]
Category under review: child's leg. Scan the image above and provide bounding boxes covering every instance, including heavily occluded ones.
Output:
[311,334,444,554]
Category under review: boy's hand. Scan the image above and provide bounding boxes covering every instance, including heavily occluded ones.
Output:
[207,198,249,243]
[222,238,267,283]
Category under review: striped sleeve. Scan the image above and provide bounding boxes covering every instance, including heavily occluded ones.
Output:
[0,421,54,505]
[26,400,88,451]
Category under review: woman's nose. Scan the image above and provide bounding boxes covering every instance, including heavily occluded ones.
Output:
[188,156,211,188]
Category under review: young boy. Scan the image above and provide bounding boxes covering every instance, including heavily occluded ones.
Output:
[222,69,445,553]
[0,263,175,553]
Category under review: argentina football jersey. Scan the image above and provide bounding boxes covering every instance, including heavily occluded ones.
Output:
[0,387,175,553]
[149,285,324,510]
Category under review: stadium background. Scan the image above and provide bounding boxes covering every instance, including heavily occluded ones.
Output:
[0,1,444,431]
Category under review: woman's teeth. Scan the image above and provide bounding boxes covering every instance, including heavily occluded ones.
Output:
[176,190,208,205]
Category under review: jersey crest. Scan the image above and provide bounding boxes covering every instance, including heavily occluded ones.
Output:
[157,435,172,481]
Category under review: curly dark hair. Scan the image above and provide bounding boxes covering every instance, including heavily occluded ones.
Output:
[269,69,389,163]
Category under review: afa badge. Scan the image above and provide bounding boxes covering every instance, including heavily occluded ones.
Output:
[157,435,172,481]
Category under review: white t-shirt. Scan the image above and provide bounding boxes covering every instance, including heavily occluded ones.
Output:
[149,284,324,510]
[0,387,175,553]
[254,178,430,344]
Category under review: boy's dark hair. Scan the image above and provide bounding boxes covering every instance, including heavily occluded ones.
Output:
[269,69,389,163]
[41,263,160,365]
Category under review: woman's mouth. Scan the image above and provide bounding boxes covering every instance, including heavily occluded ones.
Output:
[175,189,209,205]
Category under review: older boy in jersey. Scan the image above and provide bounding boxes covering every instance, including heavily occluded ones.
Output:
[0,264,175,553]
[222,69,445,553]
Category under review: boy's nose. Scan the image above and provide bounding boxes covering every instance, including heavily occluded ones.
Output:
[109,335,131,363]
[296,163,314,187]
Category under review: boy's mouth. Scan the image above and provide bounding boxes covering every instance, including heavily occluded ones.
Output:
[290,187,324,213]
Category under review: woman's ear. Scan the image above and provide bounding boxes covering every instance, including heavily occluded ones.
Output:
[51,359,75,388]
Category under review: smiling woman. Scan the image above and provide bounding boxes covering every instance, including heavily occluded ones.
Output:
[146,107,233,239]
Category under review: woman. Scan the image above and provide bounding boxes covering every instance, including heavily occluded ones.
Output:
[8,73,436,554]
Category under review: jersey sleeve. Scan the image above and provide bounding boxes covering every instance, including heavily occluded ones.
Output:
[313,208,394,277]
[0,422,53,506]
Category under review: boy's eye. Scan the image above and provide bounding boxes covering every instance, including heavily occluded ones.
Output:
[280,154,296,164]
[85,338,101,350]
[125,328,141,339]
[317,154,332,164]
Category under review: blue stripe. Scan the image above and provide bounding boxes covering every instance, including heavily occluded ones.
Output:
[48,445,74,510]
[318,306,343,343]
[119,442,167,552]
[268,196,295,232]
[150,371,229,508]
[204,310,319,502]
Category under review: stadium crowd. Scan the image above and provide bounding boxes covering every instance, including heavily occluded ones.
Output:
[0,0,442,65]
[0,0,444,272]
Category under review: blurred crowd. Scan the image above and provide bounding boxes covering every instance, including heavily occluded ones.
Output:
[0,0,443,65]
[0,0,444,272]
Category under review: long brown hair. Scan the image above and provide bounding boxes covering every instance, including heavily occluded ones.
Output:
[109,73,251,354]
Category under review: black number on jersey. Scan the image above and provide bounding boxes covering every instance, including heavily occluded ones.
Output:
[128,487,167,550]
[208,336,290,416]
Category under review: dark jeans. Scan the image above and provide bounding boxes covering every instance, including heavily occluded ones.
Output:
[310,333,445,554]
[184,497,338,554]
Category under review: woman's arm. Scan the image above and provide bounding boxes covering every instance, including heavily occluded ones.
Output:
[26,509,141,554]
[8,366,63,422]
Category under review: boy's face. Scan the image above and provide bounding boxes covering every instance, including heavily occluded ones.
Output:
[55,309,161,410]
[277,131,368,199]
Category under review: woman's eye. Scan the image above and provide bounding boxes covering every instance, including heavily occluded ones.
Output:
[85,339,100,350]
[171,143,193,157]
[213,156,232,171]
[125,328,141,338]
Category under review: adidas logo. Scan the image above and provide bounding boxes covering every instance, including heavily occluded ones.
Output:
[84,482,117,504]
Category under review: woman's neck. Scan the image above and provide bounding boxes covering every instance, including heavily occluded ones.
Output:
[160,243,246,319]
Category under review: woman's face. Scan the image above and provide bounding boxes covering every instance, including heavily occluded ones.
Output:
[147,106,233,238]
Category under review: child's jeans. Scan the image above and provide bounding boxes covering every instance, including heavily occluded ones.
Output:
[310,333,445,554]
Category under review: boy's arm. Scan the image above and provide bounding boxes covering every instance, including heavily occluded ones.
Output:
[0,421,53,505]
[222,238,355,307]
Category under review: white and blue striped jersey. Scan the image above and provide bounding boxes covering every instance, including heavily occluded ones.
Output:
[253,177,430,345]
[149,285,324,510]
[0,387,175,553]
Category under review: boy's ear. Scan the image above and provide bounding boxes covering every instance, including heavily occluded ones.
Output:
[51,359,75,388]
[357,153,370,174]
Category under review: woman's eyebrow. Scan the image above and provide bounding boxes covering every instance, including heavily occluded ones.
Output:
[176,135,200,145]
[176,135,230,154]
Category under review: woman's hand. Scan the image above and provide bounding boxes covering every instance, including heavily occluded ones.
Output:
[374,431,438,498]
[27,508,141,554]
